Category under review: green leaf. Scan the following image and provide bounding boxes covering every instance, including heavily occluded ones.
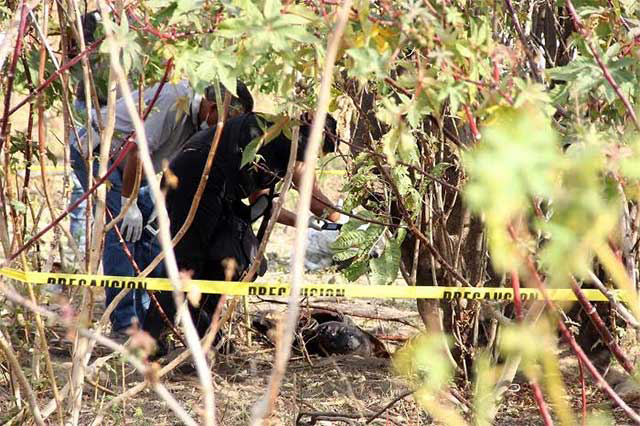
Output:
[241,135,262,168]
[346,47,387,79]
[9,200,27,215]
[332,248,359,262]
[456,43,474,58]
[263,0,281,19]
[343,258,368,282]
[331,229,369,250]
[370,233,401,285]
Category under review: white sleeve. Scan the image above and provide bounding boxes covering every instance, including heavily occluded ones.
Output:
[140,84,182,153]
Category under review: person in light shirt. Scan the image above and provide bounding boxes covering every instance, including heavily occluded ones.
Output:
[70,79,253,339]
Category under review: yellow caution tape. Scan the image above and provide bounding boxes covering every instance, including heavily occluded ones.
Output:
[0,268,631,302]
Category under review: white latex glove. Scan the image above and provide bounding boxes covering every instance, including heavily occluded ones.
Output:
[308,215,326,231]
[120,196,143,242]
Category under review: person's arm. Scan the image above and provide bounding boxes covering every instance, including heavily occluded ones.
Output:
[248,161,340,228]
[292,161,340,222]
[121,144,140,198]
[248,188,297,226]
[119,145,144,241]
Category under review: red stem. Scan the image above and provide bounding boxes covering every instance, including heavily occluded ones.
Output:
[569,277,636,375]
[19,56,35,206]
[0,2,29,152]
[105,207,186,347]
[531,379,555,426]
[126,8,177,40]
[0,2,29,235]
[578,358,587,426]
[511,268,553,425]
[565,0,640,131]
[492,58,500,84]
[8,142,134,262]
[510,269,523,321]
[5,37,105,119]
[463,104,480,141]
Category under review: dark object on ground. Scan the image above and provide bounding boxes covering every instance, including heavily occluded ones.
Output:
[305,321,373,356]
[252,308,389,358]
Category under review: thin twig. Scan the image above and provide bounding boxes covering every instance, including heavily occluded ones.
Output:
[104,58,175,232]
[242,125,298,282]
[6,52,172,264]
[5,37,104,119]
[250,1,353,422]
[570,276,635,375]
[0,1,29,153]
[510,268,553,426]
[503,0,543,82]
[90,312,225,426]
[365,389,414,424]
[0,278,198,426]
[578,358,587,426]
[138,91,231,277]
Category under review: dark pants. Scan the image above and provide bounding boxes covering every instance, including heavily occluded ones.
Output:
[143,258,224,344]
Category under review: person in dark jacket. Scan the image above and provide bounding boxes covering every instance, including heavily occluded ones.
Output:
[143,112,341,351]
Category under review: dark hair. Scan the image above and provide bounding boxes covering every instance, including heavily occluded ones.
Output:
[67,10,101,60]
[297,113,338,159]
[204,81,254,113]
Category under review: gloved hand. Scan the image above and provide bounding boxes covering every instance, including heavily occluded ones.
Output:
[120,196,143,242]
[308,215,326,231]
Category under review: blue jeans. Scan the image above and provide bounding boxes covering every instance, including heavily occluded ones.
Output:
[70,141,164,331]
[69,100,88,255]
